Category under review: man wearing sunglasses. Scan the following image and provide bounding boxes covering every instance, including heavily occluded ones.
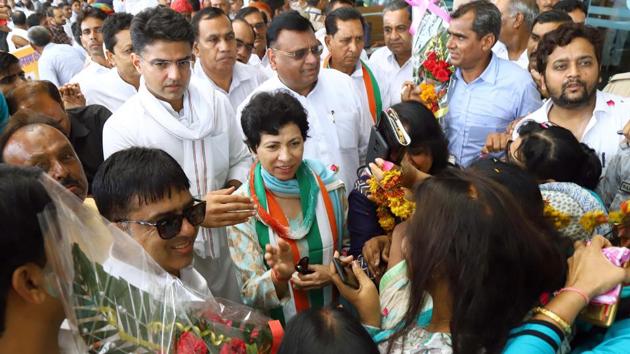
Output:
[192,8,267,110]
[236,10,372,192]
[93,147,212,296]
[103,7,252,303]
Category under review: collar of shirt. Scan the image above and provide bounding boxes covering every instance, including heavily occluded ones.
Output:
[384,46,411,71]
[454,52,498,85]
[351,60,364,79]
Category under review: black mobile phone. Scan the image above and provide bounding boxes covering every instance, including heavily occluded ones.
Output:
[295,256,314,275]
[332,258,359,289]
[366,125,390,164]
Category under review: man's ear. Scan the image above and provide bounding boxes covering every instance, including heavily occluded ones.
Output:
[268,47,277,71]
[481,33,496,52]
[10,263,49,305]
[131,52,142,74]
[105,49,116,68]
[324,34,332,51]
[513,12,525,30]
[193,41,200,58]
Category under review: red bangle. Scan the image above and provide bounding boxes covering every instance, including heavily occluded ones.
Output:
[271,268,291,283]
[555,287,590,306]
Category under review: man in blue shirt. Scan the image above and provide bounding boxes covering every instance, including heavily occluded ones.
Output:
[444,0,542,166]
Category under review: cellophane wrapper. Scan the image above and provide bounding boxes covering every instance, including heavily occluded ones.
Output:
[410,0,452,120]
[37,174,279,354]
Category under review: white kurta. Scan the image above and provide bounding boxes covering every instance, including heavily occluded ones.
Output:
[70,59,110,94]
[102,76,252,303]
[492,41,529,71]
[323,59,380,123]
[81,67,137,113]
[367,46,413,109]
[236,69,373,192]
[193,60,268,111]
[247,52,273,78]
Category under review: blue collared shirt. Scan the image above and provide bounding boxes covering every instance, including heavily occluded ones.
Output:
[444,54,542,166]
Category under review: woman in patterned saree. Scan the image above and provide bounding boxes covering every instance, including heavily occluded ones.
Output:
[227,91,346,323]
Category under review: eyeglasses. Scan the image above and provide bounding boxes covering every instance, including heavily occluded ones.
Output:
[236,39,254,52]
[272,44,323,60]
[0,71,26,85]
[118,199,206,240]
[250,21,266,31]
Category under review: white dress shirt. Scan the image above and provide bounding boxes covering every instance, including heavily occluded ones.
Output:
[512,91,630,170]
[70,58,110,89]
[367,46,413,109]
[236,69,373,191]
[37,43,85,87]
[81,67,137,113]
[193,60,267,111]
[247,52,273,78]
[7,27,28,52]
[492,41,529,70]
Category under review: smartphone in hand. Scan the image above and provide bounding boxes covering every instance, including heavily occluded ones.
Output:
[332,258,359,289]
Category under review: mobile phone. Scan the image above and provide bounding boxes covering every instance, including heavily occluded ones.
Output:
[295,256,314,275]
[366,125,390,164]
[332,258,359,289]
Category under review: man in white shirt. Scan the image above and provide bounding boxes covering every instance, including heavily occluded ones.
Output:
[192,8,267,110]
[27,25,84,87]
[102,7,254,303]
[512,23,630,170]
[237,10,372,191]
[323,7,381,123]
[7,11,29,51]
[81,13,138,112]
[70,7,112,88]
[236,8,271,69]
[367,0,413,109]
[491,0,538,70]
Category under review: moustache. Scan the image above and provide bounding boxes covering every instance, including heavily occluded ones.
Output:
[60,177,81,189]
[562,79,587,90]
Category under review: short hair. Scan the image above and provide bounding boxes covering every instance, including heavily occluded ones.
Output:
[191,7,227,40]
[324,0,353,16]
[325,7,365,36]
[130,6,195,54]
[0,110,66,160]
[71,21,81,44]
[11,10,27,26]
[235,6,261,20]
[92,147,191,221]
[535,23,602,74]
[451,0,501,43]
[6,81,63,115]
[278,307,379,354]
[232,17,255,37]
[507,0,539,29]
[263,0,285,14]
[46,5,61,18]
[532,9,572,28]
[266,10,313,47]
[76,7,108,31]
[27,25,52,47]
[553,0,587,15]
[26,13,45,28]
[241,91,309,152]
[102,12,134,53]
[383,0,411,21]
[0,165,50,337]
[0,52,20,75]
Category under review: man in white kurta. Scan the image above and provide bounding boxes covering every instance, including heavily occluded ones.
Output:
[192,8,268,111]
[102,6,252,303]
[237,11,372,192]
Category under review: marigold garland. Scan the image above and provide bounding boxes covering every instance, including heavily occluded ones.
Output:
[367,169,415,232]
[543,199,630,234]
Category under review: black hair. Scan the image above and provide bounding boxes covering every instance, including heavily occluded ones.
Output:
[324,7,364,37]
[324,0,353,15]
[392,168,566,354]
[0,110,66,161]
[11,11,27,26]
[191,7,227,40]
[26,13,45,28]
[383,0,411,21]
[532,9,572,28]
[0,52,20,75]
[102,12,134,53]
[76,7,108,31]
[0,165,50,337]
[390,101,449,174]
[92,147,191,221]
[241,91,309,152]
[514,120,602,190]
[130,6,195,54]
[450,0,501,44]
[263,0,285,15]
[553,0,587,15]
[536,23,602,74]
[71,21,81,45]
[278,306,379,354]
[6,81,63,115]
[46,5,61,17]
[235,6,261,21]
[266,10,313,47]
[188,0,201,12]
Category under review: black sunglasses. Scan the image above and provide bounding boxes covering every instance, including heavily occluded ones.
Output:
[118,199,206,240]
[272,44,323,60]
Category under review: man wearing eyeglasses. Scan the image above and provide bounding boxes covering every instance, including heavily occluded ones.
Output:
[192,8,267,110]
[236,7,272,74]
[237,10,372,192]
[232,18,256,64]
[103,7,253,303]
[93,147,212,298]
[70,7,112,91]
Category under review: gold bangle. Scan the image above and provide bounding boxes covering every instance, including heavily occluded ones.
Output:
[532,307,572,335]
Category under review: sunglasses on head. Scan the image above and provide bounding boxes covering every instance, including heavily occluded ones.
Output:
[118,198,206,240]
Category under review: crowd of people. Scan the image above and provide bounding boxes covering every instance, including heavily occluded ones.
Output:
[0,0,629,353]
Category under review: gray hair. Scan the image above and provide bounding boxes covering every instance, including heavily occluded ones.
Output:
[451,0,501,44]
[508,0,539,29]
[383,0,412,21]
[27,26,52,47]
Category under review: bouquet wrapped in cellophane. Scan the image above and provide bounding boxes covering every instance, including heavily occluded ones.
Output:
[37,175,282,354]
[407,0,453,120]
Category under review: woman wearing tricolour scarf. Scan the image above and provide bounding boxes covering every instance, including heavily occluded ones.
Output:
[227,90,346,323]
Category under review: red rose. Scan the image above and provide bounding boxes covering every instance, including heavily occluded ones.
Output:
[219,338,247,354]
[176,332,208,354]
[426,51,437,61]
[422,59,436,73]
[435,69,451,83]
